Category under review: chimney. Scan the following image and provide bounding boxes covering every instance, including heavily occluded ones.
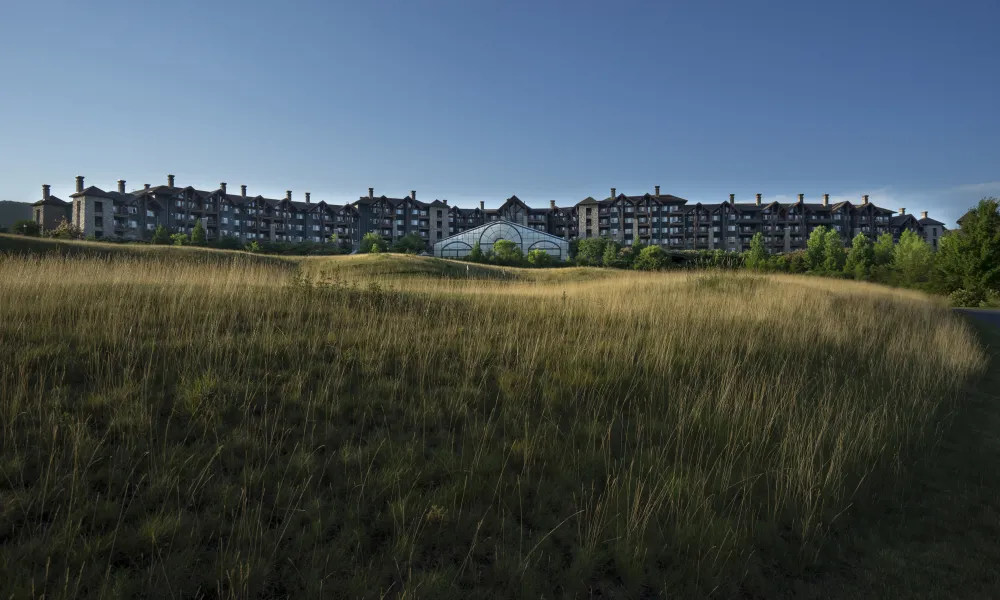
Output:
[921,211,928,219]
[611,187,616,200]
[144,183,150,191]
[479,200,485,211]
[368,187,374,200]
[117,180,126,193]
[443,199,448,206]
[411,190,416,200]
[305,192,311,204]
[797,193,804,203]
[42,184,50,200]
[220,182,227,194]
[729,193,735,203]
[286,190,292,202]
[823,193,829,207]
[550,199,556,209]
[755,193,762,206]
[900,208,906,215]
[75,176,84,193]
[167,174,175,188]
[654,185,660,198]
[240,185,247,197]
[862,195,869,205]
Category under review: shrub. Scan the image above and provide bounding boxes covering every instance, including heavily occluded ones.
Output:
[190,220,207,245]
[492,239,523,265]
[576,237,608,266]
[391,233,426,254]
[526,249,553,267]
[468,241,485,263]
[151,225,171,245]
[11,220,40,237]
[46,218,83,240]
[633,245,667,270]
[360,232,387,254]
[949,287,984,308]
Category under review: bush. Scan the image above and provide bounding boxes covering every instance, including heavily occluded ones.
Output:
[949,288,984,308]
[633,245,667,270]
[151,225,171,245]
[526,249,553,267]
[46,218,83,240]
[468,241,486,263]
[360,232,388,254]
[391,233,426,254]
[171,233,189,246]
[190,220,207,245]
[11,220,40,237]
[492,239,523,265]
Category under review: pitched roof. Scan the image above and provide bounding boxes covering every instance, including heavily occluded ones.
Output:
[918,217,945,226]
[32,196,68,207]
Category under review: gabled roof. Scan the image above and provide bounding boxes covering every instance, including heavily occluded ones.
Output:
[32,196,68,207]
[70,186,113,199]
[918,217,945,226]
[891,214,921,228]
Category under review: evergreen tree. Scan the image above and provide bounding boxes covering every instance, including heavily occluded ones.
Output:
[468,241,485,262]
[191,220,207,245]
[744,232,768,270]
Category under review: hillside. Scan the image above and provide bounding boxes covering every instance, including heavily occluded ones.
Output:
[0,200,31,227]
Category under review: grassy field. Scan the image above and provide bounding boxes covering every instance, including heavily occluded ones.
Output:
[0,247,991,598]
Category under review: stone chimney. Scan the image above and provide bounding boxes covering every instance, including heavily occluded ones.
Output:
[863,195,869,205]
[798,193,804,203]
[550,199,556,209]
[411,190,416,201]
[368,187,374,200]
[611,187,616,200]
[118,180,126,193]
[144,183,150,191]
[655,185,660,198]
[42,184,50,200]
[823,193,829,207]
[443,199,448,206]
[729,193,735,203]
[479,200,485,211]
[220,182,227,194]
[240,185,247,197]
[755,193,762,206]
[75,176,84,193]
[900,207,906,215]
[286,190,292,202]
[921,211,928,219]
[167,174,175,188]
[305,192,311,204]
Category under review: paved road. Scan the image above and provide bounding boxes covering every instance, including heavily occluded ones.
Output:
[955,308,1000,328]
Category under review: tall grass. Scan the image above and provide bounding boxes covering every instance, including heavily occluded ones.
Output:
[0,252,986,598]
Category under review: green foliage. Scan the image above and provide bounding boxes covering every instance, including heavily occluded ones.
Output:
[568,238,580,260]
[526,248,554,267]
[11,219,40,236]
[151,225,171,245]
[360,232,388,254]
[823,230,847,273]
[844,233,874,279]
[190,219,207,245]
[46,218,83,240]
[932,198,1000,297]
[214,235,243,250]
[633,244,668,270]
[390,233,426,254]
[575,237,608,266]
[873,232,895,267]
[806,226,828,271]
[893,230,935,289]
[744,232,768,271]
[170,232,189,246]
[491,239,523,265]
[468,241,485,263]
[244,240,261,253]
[602,240,625,268]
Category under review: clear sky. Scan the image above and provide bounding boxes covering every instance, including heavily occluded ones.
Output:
[2,1,997,226]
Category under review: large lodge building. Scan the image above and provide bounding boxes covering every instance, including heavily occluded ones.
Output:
[31,175,946,254]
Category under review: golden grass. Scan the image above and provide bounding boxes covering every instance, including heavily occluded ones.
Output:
[0,252,986,598]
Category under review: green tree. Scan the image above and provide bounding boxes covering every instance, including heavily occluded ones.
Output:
[244,240,261,253]
[893,229,935,288]
[744,232,768,270]
[468,241,485,262]
[843,233,874,279]
[391,233,425,254]
[360,232,387,254]
[11,220,40,236]
[575,237,607,266]
[823,229,846,272]
[190,219,207,245]
[633,245,667,270]
[492,239,523,265]
[47,218,83,240]
[526,249,553,267]
[873,232,895,266]
[601,240,624,268]
[932,198,1000,296]
[151,225,171,245]
[171,232,189,246]
[806,225,828,271]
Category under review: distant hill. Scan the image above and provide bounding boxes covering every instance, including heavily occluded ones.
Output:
[0,201,32,227]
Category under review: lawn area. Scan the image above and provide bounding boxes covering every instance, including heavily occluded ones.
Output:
[0,249,992,598]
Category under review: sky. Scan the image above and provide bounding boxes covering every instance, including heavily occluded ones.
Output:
[1,0,998,227]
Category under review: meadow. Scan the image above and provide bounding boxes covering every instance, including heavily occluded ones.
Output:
[0,248,990,598]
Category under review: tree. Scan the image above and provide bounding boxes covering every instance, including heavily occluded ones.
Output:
[190,219,207,245]
[843,233,874,279]
[360,232,387,254]
[575,237,607,266]
[822,229,846,272]
[244,240,261,253]
[171,232,189,246]
[744,232,768,270]
[633,245,667,270]
[468,241,485,263]
[805,225,828,271]
[492,239,523,265]
[47,218,83,240]
[151,225,171,245]
[526,249,553,267]
[932,197,1000,296]
[893,229,935,288]
[11,220,40,236]
[391,233,425,254]
[602,240,624,268]
[873,232,895,266]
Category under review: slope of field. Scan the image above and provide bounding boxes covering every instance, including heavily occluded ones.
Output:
[0,250,988,598]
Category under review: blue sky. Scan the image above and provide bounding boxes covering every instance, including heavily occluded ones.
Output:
[1,1,997,226]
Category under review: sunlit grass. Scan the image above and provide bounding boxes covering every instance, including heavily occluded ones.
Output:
[0,251,986,598]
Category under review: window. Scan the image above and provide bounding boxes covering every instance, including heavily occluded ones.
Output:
[94,202,103,214]
[728,225,736,232]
